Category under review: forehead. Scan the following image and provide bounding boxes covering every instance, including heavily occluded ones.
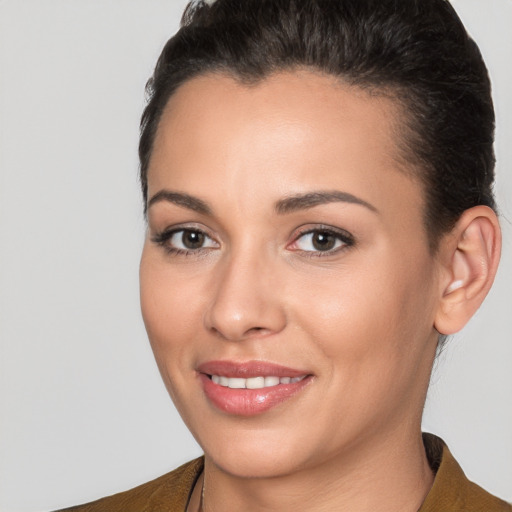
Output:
[153,70,402,169]
[148,70,424,227]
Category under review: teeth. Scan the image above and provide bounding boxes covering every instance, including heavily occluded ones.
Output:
[264,376,280,387]
[246,376,265,389]
[227,378,246,389]
[210,375,306,389]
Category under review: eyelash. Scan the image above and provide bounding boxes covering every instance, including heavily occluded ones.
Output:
[151,227,218,257]
[289,226,355,258]
[151,225,355,258]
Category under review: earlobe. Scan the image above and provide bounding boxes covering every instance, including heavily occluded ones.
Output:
[444,279,463,295]
[434,206,501,335]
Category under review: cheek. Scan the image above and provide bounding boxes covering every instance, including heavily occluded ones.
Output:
[288,249,437,382]
[139,250,203,367]
[139,250,212,427]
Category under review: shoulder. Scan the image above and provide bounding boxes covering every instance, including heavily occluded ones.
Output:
[420,433,512,512]
[54,457,204,512]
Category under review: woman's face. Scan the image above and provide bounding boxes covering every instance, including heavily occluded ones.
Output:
[140,71,441,478]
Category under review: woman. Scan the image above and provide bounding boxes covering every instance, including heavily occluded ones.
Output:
[57,0,509,510]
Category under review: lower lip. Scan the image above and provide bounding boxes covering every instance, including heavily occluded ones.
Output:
[199,374,312,416]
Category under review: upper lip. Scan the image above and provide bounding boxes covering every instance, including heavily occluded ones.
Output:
[197,360,310,378]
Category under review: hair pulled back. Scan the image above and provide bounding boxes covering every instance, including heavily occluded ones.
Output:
[139,0,496,249]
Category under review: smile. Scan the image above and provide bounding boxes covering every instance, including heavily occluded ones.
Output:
[198,361,312,416]
[210,375,306,389]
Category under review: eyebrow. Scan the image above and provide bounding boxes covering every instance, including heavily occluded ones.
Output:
[147,189,377,217]
[275,191,378,214]
[147,190,212,215]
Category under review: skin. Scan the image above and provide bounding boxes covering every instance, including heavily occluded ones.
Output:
[140,70,448,512]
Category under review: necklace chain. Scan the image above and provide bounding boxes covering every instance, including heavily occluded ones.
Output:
[199,474,205,512]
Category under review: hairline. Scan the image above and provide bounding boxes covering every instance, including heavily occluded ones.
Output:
[143,66,436,247]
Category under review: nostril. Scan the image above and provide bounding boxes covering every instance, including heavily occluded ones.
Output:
[204,288,287,341]
[246,326,271,337]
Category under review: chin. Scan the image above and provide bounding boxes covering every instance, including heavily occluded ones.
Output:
[207,443,308,479]
[195,422,325,479]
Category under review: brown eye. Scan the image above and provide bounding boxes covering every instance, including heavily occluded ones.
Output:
[182,230,205,249]
[152,227,218,254]
[290,228,354,255]
[311,231,336,251]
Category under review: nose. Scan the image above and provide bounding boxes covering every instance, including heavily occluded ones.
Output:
[204,250,287,341]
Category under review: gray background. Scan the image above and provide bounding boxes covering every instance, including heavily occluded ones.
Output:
[0,1,510,510]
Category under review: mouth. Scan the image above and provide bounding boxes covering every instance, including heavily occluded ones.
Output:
[197,360,313,416]
[209,374,307,388]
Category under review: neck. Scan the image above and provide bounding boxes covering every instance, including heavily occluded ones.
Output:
[201,427,434,512]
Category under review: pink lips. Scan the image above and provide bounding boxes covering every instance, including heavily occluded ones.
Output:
[197,360,312,416]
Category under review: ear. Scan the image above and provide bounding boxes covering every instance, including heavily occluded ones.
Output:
[434,206,501,335]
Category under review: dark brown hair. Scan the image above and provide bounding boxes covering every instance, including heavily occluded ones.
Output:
[139,0,496,249]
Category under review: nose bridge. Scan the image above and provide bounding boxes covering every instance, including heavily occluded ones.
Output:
[204,242,286,341]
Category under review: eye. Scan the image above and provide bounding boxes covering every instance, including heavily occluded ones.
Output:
[289,228,354,255]
[152,228,218,255]
[170,229,215,250]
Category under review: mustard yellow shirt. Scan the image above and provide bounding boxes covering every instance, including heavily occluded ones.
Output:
[57,434,511,512]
